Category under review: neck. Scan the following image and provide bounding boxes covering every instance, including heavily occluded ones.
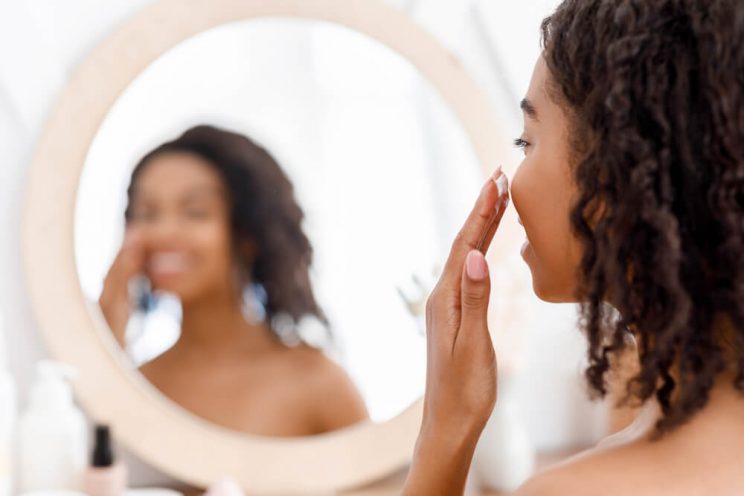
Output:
[662,369,744,435]
[172,288,277,358]
[635,319,744,427]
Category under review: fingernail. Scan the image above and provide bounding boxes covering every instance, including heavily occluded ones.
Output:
[490,165,503,181]
[496,175,508,197]
[466,250,488,281]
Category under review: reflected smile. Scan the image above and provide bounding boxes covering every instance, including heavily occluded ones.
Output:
[147,251,193,277]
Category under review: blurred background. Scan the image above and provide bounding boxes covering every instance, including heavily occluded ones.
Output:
[0,0,608,486]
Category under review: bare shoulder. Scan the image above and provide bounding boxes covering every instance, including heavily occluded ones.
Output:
[283,346,369,428]
[138,354,170,385]
[510,460,599,496]
[510,443,658,496]
[287,347,360,397]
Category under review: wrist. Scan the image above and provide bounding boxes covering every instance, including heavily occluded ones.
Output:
[404,421,482,496]
[417,418,482,457]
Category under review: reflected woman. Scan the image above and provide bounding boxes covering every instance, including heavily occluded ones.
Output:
[99,125,368,437]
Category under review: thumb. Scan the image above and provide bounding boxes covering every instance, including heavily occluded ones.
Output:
[460,250,491,332]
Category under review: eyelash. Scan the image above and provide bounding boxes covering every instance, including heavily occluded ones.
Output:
[513,137,530,150]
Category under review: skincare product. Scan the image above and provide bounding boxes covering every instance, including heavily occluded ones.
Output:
[18,361,87,491]
[0,314,16,496]
[83,425,127,496]
[472,371,535,491]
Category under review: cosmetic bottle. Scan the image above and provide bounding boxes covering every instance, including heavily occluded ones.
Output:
[83,425,127,496]
[18,361,87,491]
[472,371,536,492]
[0,314,16,496]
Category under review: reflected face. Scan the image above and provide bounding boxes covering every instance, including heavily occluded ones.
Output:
[510,57,582,303]
[127,152,236,303]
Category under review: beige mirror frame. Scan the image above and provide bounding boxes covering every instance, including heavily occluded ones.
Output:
[22,0,508,492]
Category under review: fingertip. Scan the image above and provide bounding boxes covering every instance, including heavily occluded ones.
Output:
[495,174,508,197]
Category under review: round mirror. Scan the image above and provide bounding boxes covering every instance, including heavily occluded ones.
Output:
[23,0,508,491]
[75,17,481,435]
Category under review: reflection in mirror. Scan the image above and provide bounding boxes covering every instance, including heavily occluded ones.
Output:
[75,19,482,437]
[99,125,371,436]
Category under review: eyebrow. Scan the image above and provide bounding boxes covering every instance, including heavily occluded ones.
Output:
[520,98,538,120]
[181,187,223,201]
[131,186,223,205]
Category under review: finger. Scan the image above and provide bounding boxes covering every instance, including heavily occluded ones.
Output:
[441,170,509,290]
[457,249,492,349]
[476,193,510,254]
[123,226,144,251]
[110,228,146,279]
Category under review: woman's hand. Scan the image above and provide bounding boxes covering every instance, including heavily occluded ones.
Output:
[403,169,510,496]
[98,228,146,347]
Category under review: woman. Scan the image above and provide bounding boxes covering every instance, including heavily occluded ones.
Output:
[99,125,368,437]
[404,0,744,494]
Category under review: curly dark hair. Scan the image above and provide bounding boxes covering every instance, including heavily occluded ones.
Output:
[541,0,744,435]
[125,125,329,340]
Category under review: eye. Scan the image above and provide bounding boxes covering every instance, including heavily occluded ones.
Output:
[183,202,214,220]
[129,207,156,223]
[513,137,531,153]
[185,208,209,220]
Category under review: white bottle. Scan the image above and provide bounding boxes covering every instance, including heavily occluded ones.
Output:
[18,360,87,491]
[0,314,16,496]
[472,371,536,492]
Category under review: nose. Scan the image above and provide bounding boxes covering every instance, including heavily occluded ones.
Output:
[142,215,186,247]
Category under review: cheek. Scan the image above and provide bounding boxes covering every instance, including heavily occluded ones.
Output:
[192,218,234,276]
[511,157,580,302]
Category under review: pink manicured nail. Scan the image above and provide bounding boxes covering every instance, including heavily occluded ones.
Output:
[466,250,488,281]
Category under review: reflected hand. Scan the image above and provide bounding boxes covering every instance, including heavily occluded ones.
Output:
[98,228,146,347]
[404,168,510,496]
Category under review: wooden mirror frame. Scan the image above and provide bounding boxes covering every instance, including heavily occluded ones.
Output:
[22,0,508,492]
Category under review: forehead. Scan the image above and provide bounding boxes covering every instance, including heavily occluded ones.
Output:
[134,152,224,198]
[524,55,570,129]
[525,56,550,111]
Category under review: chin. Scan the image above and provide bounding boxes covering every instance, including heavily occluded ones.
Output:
[530,277,578,304]
[150,280,198,301]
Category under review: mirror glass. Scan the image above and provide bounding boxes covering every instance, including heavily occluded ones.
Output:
[75,18,483,437]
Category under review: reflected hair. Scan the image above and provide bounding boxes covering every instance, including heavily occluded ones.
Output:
[125,125,330,343]
[542,0,744,435]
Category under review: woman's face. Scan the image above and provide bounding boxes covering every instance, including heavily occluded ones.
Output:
[127,152,237,304]
[510,56,583,303]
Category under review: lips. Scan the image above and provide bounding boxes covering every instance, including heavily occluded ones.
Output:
[518,217,530,259]
[147,252,192,277]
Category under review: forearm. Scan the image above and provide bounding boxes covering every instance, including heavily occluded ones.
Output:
[402,423,481,496]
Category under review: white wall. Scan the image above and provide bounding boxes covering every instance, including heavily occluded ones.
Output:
[0,0,606,487]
